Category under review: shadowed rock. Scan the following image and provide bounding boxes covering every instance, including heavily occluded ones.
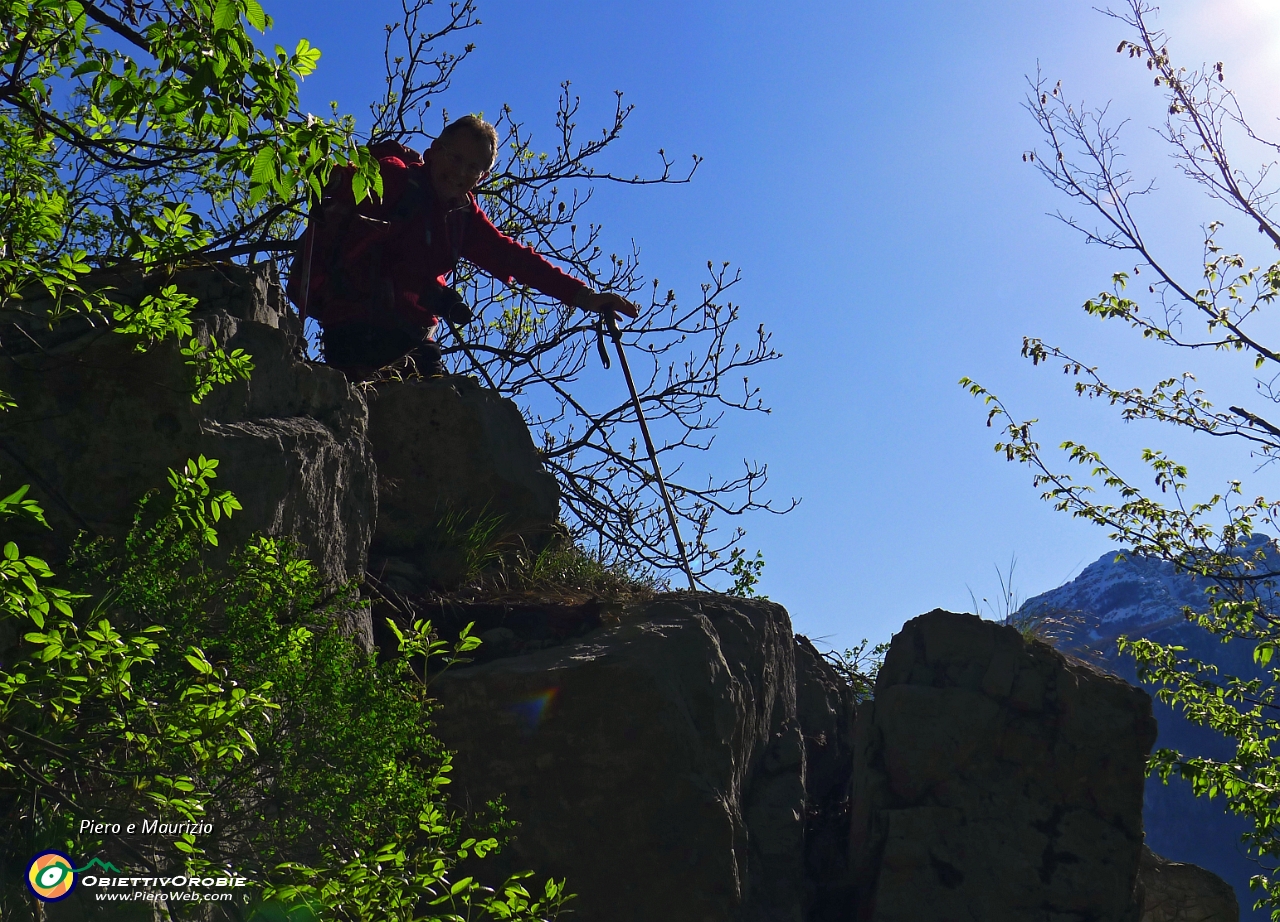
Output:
[0,262,375,585]
[0,263,562,597]
[1138,846,1239,922]
[795,635,859,918]
[849,609,1158,922]
[0,265,1235,922]
[365,375,560,588]
[429,594,817,922]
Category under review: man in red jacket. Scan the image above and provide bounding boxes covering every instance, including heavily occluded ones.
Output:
[289,115,638,380]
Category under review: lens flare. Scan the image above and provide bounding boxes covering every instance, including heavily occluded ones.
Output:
[508,687,559,733]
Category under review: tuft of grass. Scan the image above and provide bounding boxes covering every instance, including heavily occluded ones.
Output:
[400,515,662,602]
[968,554,1023,623]
[493,534,662,599]
[965,555,1105,664]
[1006,605,1076,643]
[432,505,509,584]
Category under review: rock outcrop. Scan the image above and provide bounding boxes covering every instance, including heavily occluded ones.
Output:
[429,605,1181,921]
[795,635,859,918]
[366,376,560,589]
[1021,547,1264,918]
[850,609,1158,921]
[1137,846,1240,922]
[0,264,559,589]
[430,594,815,922]
[0,263,374,584]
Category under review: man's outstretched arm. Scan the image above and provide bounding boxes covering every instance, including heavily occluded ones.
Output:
[463,206,641,319]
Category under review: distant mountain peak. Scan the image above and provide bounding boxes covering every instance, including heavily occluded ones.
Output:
[1016,536,1280,644]
[1018,550,1205,642]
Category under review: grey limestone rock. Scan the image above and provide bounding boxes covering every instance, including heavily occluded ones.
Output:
[1,264,1235,922]
[0,262,375,585]
[426,603,1196,922]
[1138,846,1239,922]
[429,593,811,922]
[365,375,559,588]
[794,634,859,918]
[849,609,1158,922]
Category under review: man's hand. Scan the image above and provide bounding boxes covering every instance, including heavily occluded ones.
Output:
[573,289,640,319]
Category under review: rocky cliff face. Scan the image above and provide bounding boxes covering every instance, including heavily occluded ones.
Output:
[431,595,813,922]
[0,263,558,589]
[366,376,560,589]
[1139,846,1240,922]
[1022,546,1267,920]
[432,605,1223,921]
[4,266,1237,921]
[0,263,375,585]
[851,610,1156,921]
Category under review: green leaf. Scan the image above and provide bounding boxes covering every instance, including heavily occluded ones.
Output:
[350,168,368,205]
[244,0,266,31]
[292,38,321,76]
[212,0,239,31]
[249,147,277,188]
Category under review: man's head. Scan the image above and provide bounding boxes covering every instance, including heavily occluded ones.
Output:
[429,115,498,205]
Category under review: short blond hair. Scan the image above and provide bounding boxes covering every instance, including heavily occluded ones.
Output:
[437,115,498,169]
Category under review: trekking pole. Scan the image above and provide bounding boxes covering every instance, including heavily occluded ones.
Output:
[601,309,698,592]
[294,219,316,324]
[441,316,500,391]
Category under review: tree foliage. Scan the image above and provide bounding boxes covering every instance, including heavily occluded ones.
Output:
[822,638,888,704]
[5,0,790,587]
[0,0,786,908]
[963,2,1280,913]
[1,0,381,399]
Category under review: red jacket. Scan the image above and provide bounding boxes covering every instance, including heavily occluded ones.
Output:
[288,145,587,329]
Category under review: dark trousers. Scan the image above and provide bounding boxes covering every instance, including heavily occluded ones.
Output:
[320,322,443,378]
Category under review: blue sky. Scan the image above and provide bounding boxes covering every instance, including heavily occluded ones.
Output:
[262,0,1280,654]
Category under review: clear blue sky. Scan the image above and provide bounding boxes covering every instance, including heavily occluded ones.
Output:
[262,0,1280,654]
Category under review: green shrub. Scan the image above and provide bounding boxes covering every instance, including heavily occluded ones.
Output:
[822,638,889,704]
[727,548,766,598]
[436,527,663,600]
[0,462,570,921]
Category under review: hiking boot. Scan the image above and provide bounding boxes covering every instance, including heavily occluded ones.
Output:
[407,339,446,377]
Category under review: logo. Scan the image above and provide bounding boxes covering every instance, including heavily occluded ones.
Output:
[26,851,76,902]
[77,857,124,875]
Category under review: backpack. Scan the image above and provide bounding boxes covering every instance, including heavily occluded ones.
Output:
[287,141,456,326]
